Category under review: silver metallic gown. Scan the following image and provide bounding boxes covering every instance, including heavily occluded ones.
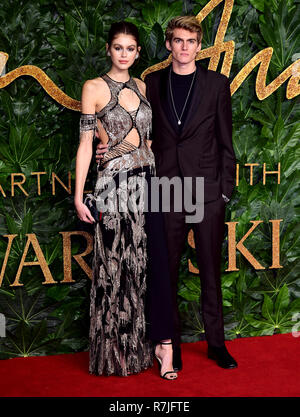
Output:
[79,74,155,376]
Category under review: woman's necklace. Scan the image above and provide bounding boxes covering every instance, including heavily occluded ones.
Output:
[169,67,197,125]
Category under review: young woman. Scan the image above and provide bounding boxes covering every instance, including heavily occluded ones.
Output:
[74,21,177,379]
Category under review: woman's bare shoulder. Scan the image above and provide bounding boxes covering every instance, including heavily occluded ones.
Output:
[82,77,107,93]
[81,78,110,109]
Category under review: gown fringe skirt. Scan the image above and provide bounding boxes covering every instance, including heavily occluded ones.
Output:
[89,166,154,376]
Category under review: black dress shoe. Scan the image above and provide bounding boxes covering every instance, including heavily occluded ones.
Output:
[172,345,182,371]
[207,345,237,369]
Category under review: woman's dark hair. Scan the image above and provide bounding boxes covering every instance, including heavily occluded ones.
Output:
[107,21,140,46]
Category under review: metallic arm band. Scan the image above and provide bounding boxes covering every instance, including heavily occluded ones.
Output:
[79,113,97,132]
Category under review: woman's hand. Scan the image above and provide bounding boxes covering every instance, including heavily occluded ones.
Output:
[75,200,95,224]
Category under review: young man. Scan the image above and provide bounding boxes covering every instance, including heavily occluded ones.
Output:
[96,16,237,371]
[143,16,237,371]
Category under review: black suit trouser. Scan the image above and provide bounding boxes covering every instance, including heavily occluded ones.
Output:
[163,196,226,347]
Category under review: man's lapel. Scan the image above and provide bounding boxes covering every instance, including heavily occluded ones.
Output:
[179,63,208,140]
[157,65,178,137]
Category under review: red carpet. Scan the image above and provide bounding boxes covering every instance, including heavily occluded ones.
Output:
[0,333,299,397]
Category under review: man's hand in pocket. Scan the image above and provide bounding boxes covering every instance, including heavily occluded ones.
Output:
[95,131,108,164]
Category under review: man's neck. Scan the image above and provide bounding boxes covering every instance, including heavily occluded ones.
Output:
[171,60,197,75]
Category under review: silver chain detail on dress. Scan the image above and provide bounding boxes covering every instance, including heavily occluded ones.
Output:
[168,67,197,125]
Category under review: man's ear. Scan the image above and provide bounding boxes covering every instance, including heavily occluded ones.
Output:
[196,41,202,53]
[166,39,172,52]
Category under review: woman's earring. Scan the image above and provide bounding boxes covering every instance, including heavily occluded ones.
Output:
[135,53,139,59]
[107,51,111,56]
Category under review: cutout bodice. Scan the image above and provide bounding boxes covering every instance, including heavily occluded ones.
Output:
[97,75,150,143]
[79,74,155,183]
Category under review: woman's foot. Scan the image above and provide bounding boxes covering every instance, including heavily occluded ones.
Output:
[155,340,178,380]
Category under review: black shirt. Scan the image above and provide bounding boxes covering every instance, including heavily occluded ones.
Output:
[167,69,197,131]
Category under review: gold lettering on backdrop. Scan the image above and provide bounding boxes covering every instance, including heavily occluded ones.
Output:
[269,220,283,269]
[0,184,6,197]
[235,163,239,187]
[31,172,46,195]
[59,231,93,283]
[0,234,18,286]
[11,173,29,197]
[0,171,102,196]
[188,219,282,273]
[0,0,299,108]
[0,163,282,197]
[263,163,281,185]
[0,223,282,287]
[187,230,199,274]
[226,220,265,271]
[245,163,260,186]
[0,52,81,111]
[235,162,281,186]
[141,0,300,100]
[52,171,72,195]
[10,234,57,286]
[224,219,282,271]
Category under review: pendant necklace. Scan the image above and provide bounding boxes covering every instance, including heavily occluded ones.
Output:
[169,67,197,126]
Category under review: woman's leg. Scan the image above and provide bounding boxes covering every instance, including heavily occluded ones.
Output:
[155,339,177,380]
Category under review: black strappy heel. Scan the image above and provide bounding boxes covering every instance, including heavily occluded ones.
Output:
[155,341,178,380]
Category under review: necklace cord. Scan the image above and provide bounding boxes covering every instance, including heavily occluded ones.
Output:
[169,67,197,125]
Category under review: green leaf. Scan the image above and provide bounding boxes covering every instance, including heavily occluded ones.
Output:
[261,126,273,139]
[47,285,70,301]
[178,287,198,302]
[261,294,274,320]
[249,0,264,12]
[274,285,290,313]
[5,214,19,234]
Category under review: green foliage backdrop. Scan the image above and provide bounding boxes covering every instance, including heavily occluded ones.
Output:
[0,0,299,358]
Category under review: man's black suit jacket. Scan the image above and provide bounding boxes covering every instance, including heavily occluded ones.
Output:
[144,62,236,203]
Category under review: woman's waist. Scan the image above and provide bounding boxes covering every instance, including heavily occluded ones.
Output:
[98,147,154,170]
[97,161,155,177]
[94,164,155,195]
